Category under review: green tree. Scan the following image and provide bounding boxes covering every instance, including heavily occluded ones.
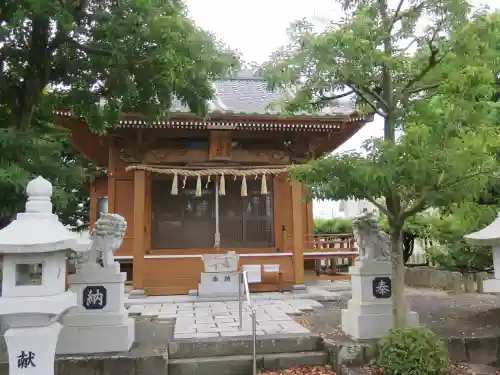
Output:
[0,0,239,228]
[0,122,97,230]
[424,202,495,274]
[379,214,429,264]
[263,5,500,327]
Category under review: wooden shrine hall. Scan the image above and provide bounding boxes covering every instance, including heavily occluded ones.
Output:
[55,71,370,295]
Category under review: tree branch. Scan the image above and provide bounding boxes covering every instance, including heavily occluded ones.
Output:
[403,22,450,93]
[401,169,498,221]
[348,79,389,110]
[406,82,440,94]
[390,1,425,31]
[396,37,420,53]
[349,85,386,117]
[65,37,113,57]
[403,46,441,91]
[365,196,392,220]
[316,90,355,102]
[388,0,406,32]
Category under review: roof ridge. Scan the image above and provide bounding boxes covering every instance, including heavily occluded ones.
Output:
[223,69,263,81]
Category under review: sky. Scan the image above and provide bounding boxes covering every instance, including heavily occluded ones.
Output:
[185,0,497,217]
[185,0,382,154]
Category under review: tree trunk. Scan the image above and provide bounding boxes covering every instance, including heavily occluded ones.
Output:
[402,232,416,264]
[390,227,407,328]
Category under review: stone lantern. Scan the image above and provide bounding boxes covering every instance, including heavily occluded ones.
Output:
[0,176,90,375]
[464,213,500,293]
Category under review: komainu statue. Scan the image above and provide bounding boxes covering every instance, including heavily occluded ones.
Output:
[68,213,127,268]
[352,211,391,261]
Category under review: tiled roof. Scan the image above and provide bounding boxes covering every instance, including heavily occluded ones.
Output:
[170,70,355,116]
[54,70,371,132]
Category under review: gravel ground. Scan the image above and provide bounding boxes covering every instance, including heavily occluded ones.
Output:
[295,287,500,339]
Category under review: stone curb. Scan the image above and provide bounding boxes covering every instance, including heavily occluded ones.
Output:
[1,334,499,375]
[324,335,500,372]
[339,365,372,375]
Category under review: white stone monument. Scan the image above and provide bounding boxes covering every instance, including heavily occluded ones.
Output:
[198,251,242,297]
[0,176,91,375]
[464,213,500,293]
[341,212,419,339]
[56,212,135,354]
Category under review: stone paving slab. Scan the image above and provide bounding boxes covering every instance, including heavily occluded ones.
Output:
[127,298,321,339]
[125,286,344,307]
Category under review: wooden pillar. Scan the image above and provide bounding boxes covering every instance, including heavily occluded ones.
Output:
[132,170,146,290]
[291,181,305,287]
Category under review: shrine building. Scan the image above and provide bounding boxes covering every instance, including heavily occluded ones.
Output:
[55,71,370,295]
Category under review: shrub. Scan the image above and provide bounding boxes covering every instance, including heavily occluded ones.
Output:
[378,327,448,375]
[314,218,353,234]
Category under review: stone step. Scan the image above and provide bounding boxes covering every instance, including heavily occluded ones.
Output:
[168,351,328,375]
[168,334,323,359]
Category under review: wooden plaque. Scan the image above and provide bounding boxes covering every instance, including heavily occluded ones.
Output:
[209,131,232,161]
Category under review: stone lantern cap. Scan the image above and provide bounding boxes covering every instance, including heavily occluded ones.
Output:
[464,212,500,246]
[0,176,85,254]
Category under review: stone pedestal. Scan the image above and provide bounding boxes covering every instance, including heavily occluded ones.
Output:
[341,260,419,339]
[198,271,242,297]
[482,278,500,293]
[56,263,135,354]
[5,321,62,375]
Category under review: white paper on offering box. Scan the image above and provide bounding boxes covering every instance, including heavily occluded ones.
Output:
[263,264,280,273]
[242,264,261,283]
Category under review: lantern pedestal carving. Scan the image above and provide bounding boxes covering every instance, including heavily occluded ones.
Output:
[341,260,419,339]
[5,322,62,375]
[56,263,135,354]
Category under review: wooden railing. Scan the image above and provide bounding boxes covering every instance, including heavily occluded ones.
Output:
[304,233,357,256]
[303,234,358,279]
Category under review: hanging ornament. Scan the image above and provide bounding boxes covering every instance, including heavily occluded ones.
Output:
[241,175,248,197]
[171,173,179,195]
[261,173,268,195]
[195,175,202,197]
[182,175,187,188]
[219,174,226,195]
[206,175,211,188]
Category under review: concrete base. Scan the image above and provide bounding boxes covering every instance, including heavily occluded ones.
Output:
[292,284,307,292]
[128,289,146,299]
[483,279,500,293]
[341,259,419,339]
[56,317,135,354]
[341,308,419,339]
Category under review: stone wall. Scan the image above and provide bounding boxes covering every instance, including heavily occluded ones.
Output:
[404,267,491,293]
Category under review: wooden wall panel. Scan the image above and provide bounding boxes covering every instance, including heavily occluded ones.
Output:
[90,177,108,230]
[113,179,134,256]
[143,258,204,295]
[273,173,293,252]
[119,237,134,256]
[114,180,135,234]
[304,199,314,248]
[142,255,294,295]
